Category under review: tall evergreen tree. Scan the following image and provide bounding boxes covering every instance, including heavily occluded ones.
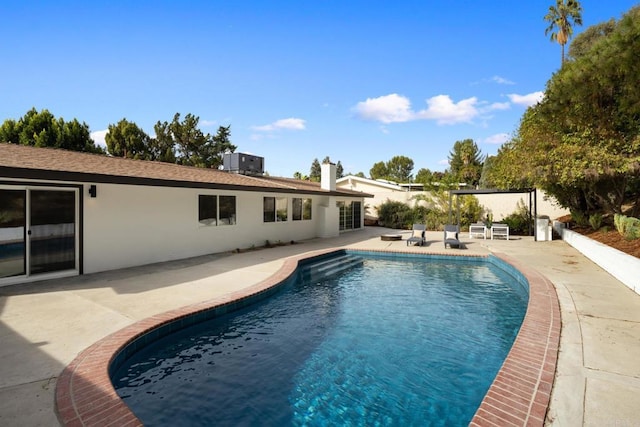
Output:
[0,108,102,153]
[448,139,483,186]
[105,118,151,159]
[309,158,322,182]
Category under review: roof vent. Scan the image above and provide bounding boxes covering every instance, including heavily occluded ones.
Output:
[222,153,264,175]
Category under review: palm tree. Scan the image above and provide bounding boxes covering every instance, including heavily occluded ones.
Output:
[544,0,583,65]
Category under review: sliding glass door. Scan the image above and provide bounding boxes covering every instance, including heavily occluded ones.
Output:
[0,186,78,282]
[29,190,77,275]
[0,190,26,278]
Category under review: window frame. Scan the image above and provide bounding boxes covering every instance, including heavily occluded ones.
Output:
[198,195,218,226]
[198,194,237,226]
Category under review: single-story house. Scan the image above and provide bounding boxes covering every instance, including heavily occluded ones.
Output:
[0,144,370,286]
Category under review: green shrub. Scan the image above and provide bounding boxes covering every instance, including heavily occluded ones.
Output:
[571,210,589,227]
[588,213,603,231]
[458,195,483,229]
[376,200,413,229]
[614,213,625,234]
[502,199,532,235]
[624,217,640,240]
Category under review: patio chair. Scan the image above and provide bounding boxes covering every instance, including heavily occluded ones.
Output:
[406,224,426,246]
[444,224,462,248]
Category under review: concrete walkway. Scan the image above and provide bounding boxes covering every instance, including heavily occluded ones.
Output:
[1,227,639,426]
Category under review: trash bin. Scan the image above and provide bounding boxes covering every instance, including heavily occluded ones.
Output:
[536,216,551,241]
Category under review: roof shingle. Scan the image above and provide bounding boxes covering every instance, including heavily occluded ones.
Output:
[0,143,368,197]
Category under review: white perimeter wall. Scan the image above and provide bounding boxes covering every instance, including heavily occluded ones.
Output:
[83,183,332,274]
[474,193,569,221]
[340,186,569,222]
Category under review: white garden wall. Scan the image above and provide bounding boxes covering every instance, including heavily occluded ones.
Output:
[553,223,640,295]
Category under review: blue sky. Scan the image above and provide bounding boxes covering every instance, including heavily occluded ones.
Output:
[1,1,637,178]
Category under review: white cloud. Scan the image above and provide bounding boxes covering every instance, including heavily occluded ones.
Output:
[90,129,107,148]
[484,133,510,145]
[253,117,306,132]
[418,95,479,125]
[352,93,414,124]
[492,75,515,85]
[353,93,480,125]
[437,158,449,166]
[201,119,217,127]
[508,91,544,107]
[488,102,510,111]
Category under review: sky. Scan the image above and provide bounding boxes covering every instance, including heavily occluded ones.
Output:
[1,1,638,179]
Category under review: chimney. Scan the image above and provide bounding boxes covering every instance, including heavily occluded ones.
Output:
[321,162,336,191]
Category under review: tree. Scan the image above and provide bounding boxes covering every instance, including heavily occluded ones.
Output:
[309,158,321,182]
[369,156,414,182]
[336,161,344,179]
[105,118,151,159]
[210,125,236,169]
[567,19,615,60]
[448,139,483,186]
[369,161,389,180]
[415,168,434,185]
[150,120,177,163]
[491,5,640,216]
[308,156,345,180]
[0,108,102,153]
[544,0,583,65]
[386,155,414,182]
[152,113,235,168]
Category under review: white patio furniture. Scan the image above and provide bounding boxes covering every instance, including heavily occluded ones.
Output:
[491,224,509,240]
[469,223,487,239]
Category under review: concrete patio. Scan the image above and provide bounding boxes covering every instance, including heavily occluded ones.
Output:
[1,227,639,426]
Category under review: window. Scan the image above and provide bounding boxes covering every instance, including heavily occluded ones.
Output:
[276,197,288,222]
[264,197,288,222]
[199,195,236,226]
[199,195,217,225]
[219,196,236,225]
[303,198,312,220]
[292,198,312,221]
[263,197,275,222]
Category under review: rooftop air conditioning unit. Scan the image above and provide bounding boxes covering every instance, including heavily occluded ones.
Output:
[222,153,264,175]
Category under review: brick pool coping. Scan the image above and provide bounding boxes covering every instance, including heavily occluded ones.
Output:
[55,248,560,426]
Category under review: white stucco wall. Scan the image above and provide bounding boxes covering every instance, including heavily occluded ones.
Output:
[83,183,322,274]
[337,178,569,222]
[474,193,568,221]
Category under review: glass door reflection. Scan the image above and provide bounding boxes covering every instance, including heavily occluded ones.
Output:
[0,189,26,278]
[29,190,77,275]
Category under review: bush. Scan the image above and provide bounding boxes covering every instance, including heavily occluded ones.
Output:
[458,195,483,229]
[377,194,483,231]
[588,213,603,231]
[614,214,640,240]
[571,210,589,227]
[376,200,413,229]
[502,199,532,235]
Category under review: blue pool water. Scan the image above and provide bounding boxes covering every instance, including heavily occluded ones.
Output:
[112,254,527,426]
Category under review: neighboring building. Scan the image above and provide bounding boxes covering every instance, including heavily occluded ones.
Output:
[0,144,369,286]
[336,175,569,223]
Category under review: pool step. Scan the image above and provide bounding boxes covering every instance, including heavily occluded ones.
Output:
[301,254,364,281]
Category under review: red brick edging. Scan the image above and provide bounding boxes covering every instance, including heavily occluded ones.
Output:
[55,249,560,426]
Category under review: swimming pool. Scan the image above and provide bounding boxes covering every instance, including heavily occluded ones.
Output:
[111,252,527,426]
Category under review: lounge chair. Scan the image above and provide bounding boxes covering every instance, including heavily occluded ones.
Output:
[444,224,462,248]
[406,224,426,246]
